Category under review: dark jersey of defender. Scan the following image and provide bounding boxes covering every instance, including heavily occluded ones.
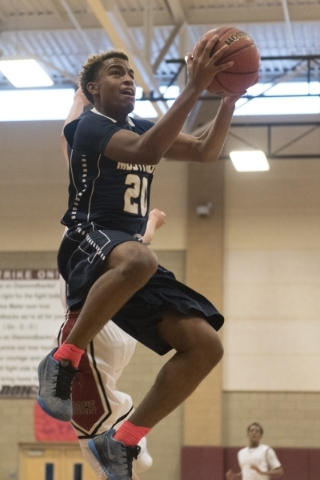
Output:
[62,110,155,236]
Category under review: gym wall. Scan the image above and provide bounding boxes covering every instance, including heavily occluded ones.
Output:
[0,119,320,480]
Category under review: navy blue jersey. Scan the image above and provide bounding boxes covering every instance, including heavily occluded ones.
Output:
[62,110,155,236]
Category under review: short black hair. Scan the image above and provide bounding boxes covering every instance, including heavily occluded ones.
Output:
[247,422,264,435]
[79,50,129,103]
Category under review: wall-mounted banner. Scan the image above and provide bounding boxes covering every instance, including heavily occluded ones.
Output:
[0,269,65,398]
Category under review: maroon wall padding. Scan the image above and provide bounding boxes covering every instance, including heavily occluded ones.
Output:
[181,446,320,480]
[276,448,309,480]
[223,447,240,474]
[309,449,320,480]
[181,446,224,480]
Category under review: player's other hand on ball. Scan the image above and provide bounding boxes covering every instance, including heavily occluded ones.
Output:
[74,87,91,107]
[222,90,247,104]
[186,35,234,92]
[221,73,257,103]
[149,209,166,229]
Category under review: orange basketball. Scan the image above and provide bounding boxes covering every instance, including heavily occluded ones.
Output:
[202,26,261,95]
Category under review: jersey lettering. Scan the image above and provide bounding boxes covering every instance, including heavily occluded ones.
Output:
[117,162,156,174]
[124,174,148,216]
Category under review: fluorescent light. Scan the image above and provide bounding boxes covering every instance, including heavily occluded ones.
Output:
[133,100,158,118]
[134,85,180,117]
[235,81,320,115]
[0,88,75,121]
[133,86,157,118]
[229,150,270,172]
[235,96,320,116]
[159,85,180,107]
[263,81,320,96]
[0,59,53,88]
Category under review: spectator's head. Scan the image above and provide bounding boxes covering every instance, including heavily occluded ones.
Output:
[247,422,263,446]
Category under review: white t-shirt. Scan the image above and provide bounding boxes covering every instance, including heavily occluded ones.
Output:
[238,444,281,480]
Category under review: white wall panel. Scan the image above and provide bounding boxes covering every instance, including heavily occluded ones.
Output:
[224,319,320,355]
[224,354,320,391]
[223,160,320,391]
[224,281,320,319]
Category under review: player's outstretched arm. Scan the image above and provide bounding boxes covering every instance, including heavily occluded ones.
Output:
[61,87,91,165]
[141,209,166,245]
[164,90,244,164]
[104,36,233,167]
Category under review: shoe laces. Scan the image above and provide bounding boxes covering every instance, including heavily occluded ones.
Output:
[55,361,76,400]
[126,445,141,478]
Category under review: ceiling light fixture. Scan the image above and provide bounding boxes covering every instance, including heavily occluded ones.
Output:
[0,59,53,88]
[229,150,270,172]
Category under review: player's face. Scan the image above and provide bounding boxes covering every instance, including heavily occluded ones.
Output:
[97,58,136,118]
[247,425,262,445]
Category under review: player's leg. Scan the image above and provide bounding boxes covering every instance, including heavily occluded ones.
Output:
[89,309,223,480]
[65,240,158,349]
[74,319,152,480]
[120,308,223,427]
[37,239,157,421]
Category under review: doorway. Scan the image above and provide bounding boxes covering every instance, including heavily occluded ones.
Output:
[19,443,98,480]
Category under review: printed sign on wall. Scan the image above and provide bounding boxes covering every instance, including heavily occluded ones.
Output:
[0,269,65,398]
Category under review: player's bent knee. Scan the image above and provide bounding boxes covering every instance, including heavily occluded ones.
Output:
[123,245,158,279]
[213,337,224,363]
[201,334,223,369]
[108,242,158,281]
[160,313,224,366]
[195,328,224,371]
[120,249,157,287]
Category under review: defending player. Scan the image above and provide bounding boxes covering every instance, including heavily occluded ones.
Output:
[38,35,244,480]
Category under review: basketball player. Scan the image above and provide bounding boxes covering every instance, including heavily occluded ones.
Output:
[58,88,165,479]
[38,34,245,480]
[225,423,283,480]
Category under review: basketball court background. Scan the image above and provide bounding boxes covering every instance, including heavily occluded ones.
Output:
[0,120,319,479]
[0,1,320,479]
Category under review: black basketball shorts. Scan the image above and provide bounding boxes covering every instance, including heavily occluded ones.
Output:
[58,222,224,355]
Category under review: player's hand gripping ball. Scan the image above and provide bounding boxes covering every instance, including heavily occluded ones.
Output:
[201,26,261,95]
